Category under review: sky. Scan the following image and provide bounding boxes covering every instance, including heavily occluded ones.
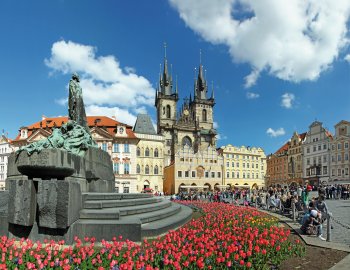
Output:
[0,0,349,155]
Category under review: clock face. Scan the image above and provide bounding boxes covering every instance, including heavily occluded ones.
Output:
[119,127,124,134]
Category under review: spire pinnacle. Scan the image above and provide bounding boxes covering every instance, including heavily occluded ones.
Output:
[164,42,167,58]
[199,49,202,64]
[175,75,178,94]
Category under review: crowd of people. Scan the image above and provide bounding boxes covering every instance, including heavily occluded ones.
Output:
[170,182,347,241]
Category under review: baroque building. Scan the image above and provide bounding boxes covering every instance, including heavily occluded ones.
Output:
[220,145,266,189]
[302,121,333,186]
[266,142,289,187]
[288,132,306,185]
[0,135,14,190]
[11,116,139,193]
[133,114,165,193]
[158,51,221,194]
[330,120,350,183]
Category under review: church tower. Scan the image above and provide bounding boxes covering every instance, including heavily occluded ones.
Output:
[190,57,216,149]
[155,45,178,164]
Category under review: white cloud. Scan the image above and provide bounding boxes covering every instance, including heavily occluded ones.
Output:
[169,0,350,86]
[266,127,286,137]
[281,93,295,109]
[55,97,68,106]
[345,54,350,62]
[45,40,155,125]
[216,134,227,140]
[244,69,260,88]
[213,121,219,129]
[246,92,260,99]
[85,105,136,126]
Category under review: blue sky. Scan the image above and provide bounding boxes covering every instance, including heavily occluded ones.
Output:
[0,0,349,154]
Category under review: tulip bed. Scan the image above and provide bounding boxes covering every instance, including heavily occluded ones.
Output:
[0,201,304,270]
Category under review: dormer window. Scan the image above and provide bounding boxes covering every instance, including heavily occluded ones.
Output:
[20,128,28,139]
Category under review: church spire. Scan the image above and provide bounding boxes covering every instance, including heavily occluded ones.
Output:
[195,49,207,100]
[160,42,172,95]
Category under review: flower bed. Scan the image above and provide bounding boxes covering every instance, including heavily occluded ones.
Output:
[0,202,304,269]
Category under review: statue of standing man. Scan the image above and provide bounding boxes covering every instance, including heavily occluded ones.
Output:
[68,73,90,134]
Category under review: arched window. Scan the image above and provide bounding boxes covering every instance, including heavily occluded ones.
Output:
[145,147,150,157]
[136,164,141,173]
[154,148,159,157]
[145,165,149,174]
[166,105,171,118]
[136,147,141,157]
[202,109,207,122]
[182,136,192,147]
[154,165,159,175]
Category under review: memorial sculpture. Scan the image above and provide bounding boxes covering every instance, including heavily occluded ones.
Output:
[0,73,192,243]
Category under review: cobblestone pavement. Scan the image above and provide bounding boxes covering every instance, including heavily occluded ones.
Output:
[308,191,350,246]
[324,197,350,246]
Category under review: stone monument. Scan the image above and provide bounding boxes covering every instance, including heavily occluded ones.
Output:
[0,73,192,243]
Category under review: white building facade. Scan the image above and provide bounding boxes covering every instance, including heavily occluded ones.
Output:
[0,135,14,190]
[302,121,333,186]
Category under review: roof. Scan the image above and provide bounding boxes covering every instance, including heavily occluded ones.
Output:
[275,142,290,155]
[133,114,156,135]
[13,116,137,142]
[298,132,307,140]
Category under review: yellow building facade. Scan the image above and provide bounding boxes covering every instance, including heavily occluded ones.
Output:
[220,145,266,189]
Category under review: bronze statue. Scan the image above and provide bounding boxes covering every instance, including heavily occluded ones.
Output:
[68,73,90,134]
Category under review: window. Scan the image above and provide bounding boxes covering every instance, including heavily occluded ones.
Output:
[202,109,207,122]
[166,105,171,118]
[154,165,159,175]
[345,153,349,161]
[345,142,349,149]
[113,163,119,174]
[243,173,245,179]
[338,169,341,176]
[226,162,230,167]
[136,147,140,156]
[232,162,234,167]
[318,145,321,151]
[185,171,189,177]
[307,158,310,165]
[145,148,150,157]
[124,144,129,153]
[113,143,119,152]
[323,144,327,150]
[232,172,235,178]
[192,171,196,177]
[237,172,239,178]
[227,172,230,178]
[323,155,327,163]
[346,168,349,175]
[154,148,159,157]
[124,164,130,174]
[256,173,258,179]
[243,163,245,168]
[145,165,149,174]
[123,187,129,194]
[247,173,250,178]
[136,164,141,174]
[338,155,341,162]
[178,171,182,177]
[318,156,321,164]
[247,163,249,168]
[313,146,316,152]
[211,172,215,178]
[205,172,209,178]
[102,143,107,152]
[323,166,327,175]
[307,147,310,153]
[217,172,221,178]
[338,143,341,150]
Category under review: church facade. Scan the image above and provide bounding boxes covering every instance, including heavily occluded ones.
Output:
[158,53,223,194]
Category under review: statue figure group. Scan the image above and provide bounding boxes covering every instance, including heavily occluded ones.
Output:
[18,73,96,157]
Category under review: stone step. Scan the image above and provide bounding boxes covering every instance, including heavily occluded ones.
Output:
[80,200,172,219]
[82,193,153,202]
[83,197,163,209]
[128,203,182,224]
[141,204,193,238]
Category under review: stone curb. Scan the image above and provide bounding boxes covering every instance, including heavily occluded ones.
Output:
[255,208,350,270]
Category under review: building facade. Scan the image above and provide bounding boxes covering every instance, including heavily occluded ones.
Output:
[11,116,139,193]
[133,114,165,193]
[266,142,289,187]
[0,135,14,190]
[330,120,350,183]
[220,145,266,189]
[288,132,306,185]
[163,145,223,194]
[302,121,333,186]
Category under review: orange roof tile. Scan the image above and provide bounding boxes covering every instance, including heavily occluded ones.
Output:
[13,116,137,141]
[275,142,290,155]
